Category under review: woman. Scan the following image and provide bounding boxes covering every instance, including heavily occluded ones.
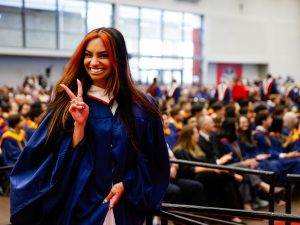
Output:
[10,28,170,225]
[220,117,274,210]
[174,125,243,223]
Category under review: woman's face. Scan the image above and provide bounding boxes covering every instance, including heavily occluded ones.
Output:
[84,37,112,88]
[239,116,249,131]
[191,127,199,145]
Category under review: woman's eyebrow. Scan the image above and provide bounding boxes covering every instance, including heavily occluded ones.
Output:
[85,50,108,54]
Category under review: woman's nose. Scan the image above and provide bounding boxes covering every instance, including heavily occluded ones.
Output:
[90,56,99,66]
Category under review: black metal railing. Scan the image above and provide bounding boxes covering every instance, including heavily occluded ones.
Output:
[171,159,277,220]
[2,163,300,225]
[285,174,300,225]
[145,159,286,225]
[158,203,300,224]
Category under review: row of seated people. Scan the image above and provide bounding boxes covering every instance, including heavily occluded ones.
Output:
[162,99,300,223]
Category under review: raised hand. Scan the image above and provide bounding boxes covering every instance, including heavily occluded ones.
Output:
[60,79,89,126]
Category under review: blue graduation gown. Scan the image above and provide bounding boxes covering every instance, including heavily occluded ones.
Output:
[220,139,244,164]
[253,130,300,180]
[1,130,26,166]
[282,128,300,152]
[10,97,170,225]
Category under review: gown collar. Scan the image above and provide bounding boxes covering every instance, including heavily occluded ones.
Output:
[87,85,118,115]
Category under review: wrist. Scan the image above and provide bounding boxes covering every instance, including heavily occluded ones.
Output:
[74,121,86,128]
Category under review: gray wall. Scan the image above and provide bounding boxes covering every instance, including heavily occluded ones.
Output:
[0,55,68,87]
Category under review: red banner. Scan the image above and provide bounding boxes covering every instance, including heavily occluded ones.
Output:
[193,28,201,77]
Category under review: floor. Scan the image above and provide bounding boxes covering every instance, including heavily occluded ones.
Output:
[1,196,300,225]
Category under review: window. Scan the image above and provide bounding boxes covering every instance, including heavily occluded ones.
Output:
[119,6,139,55]
[25,0,56,48]
[58,0,86,50]
[163,11,182,41]
[0,5,22,47]
[0,0,22,7]
[87,1,112,32]
[119,5,202,85]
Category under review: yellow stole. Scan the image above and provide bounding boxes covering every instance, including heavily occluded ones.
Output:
[164,127,171,136]
[292,128,299,142]
[1,129,27,151]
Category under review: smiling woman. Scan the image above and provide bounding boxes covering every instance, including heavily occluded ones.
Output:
[9,27,170,225]
[83,37,112,89]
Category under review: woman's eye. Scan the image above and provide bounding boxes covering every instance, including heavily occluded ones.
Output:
[99,54,109,58]
[85,53,92,57]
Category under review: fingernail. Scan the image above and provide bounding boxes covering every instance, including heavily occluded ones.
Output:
[102,199,108,204]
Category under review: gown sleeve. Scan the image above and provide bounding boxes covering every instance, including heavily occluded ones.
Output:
[10,112,86,224]
[122,117,170,210]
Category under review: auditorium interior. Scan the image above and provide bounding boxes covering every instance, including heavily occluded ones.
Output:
[1,0,300,224]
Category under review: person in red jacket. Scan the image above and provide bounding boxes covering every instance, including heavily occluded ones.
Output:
[232,77,249,102]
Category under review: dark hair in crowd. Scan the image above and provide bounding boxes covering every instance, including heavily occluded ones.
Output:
[255,111,270,126]
[170,105,181,117]
[239,106,248,116]
[225,104,236,118]
[269,116,283,133]
[191,104,203,116]
[29,102,43,121]
[254,104,268,114]
[220,117,237,142]
[274,105,285,116]
[238,99,249,108]
[8,113,22,128]
[211,101,223,112]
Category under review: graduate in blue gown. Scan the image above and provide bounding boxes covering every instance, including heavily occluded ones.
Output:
[253,111,300,181]
[1,113,27,167]
[10,27,170,225]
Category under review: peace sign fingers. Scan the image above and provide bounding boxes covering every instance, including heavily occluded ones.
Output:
[60,83,77,100]
[76,79,83,100]
[60,79,84,100]
[60,79,89,126]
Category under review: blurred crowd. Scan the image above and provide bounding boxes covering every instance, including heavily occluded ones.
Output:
[1,73,300,223]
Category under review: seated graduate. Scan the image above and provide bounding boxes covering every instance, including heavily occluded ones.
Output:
[168,105,184,137]
[253,111,300,180]
[219,117,282,210]
[282,111,300,153]
[270,115,299,156]
[161,111,177,150]
[0,113,27,166]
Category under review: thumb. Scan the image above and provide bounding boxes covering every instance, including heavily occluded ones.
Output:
[103,191,114,204]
